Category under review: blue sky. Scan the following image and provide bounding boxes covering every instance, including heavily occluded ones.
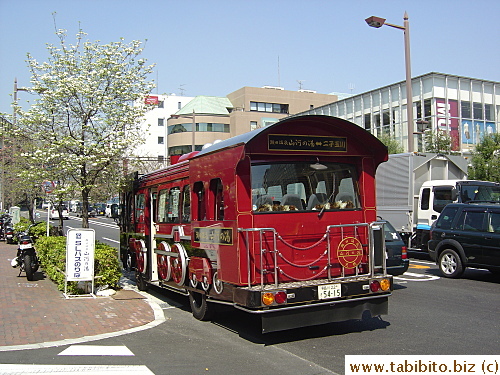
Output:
[1,0,499,115]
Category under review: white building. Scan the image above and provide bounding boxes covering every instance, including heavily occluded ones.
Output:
[134,94,194,162]
[300,72,500,153]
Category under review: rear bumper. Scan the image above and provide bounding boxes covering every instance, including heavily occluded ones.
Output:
[230,276,392,332]
[387,259,410,276]
[259,295,389,333]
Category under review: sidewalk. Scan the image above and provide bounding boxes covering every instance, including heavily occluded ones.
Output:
[0,240,160,350]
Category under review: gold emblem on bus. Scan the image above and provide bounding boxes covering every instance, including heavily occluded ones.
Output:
[337,237,363,269]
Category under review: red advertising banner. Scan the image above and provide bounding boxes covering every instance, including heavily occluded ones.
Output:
[145,95,159,105]
[436,98,459,151]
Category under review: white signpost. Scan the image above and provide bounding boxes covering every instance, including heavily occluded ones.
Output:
[64,228,96,298]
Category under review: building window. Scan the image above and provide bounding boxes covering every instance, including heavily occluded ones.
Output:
[250,121,258,131]
[178,102,182,109]
[158,118,164,126]
[196,123,230,133]
[364,113,371,131]
[158,136,164,144]
[473,102,483,120]
[158,100,164,108]
[168,123,229,134]
[461,101,471,119]
[250,101,288,114]
[485,104,493,121]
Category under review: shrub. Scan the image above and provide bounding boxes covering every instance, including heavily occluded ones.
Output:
[36,236,122,294]
[14,218,53,242]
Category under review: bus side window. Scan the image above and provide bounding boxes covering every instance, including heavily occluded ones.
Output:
[152,192,158,222]
[210,178,224,220]
[193,181,206,221]
[135,193,145,223]
[168,187,180,223]
[182,185,191,223]
[157,189,168,223]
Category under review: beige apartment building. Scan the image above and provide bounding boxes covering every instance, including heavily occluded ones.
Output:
[166,86,336,158]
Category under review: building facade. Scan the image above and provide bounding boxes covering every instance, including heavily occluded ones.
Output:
[135,93,194,162]
[165,86,337,158]
[300,72,500,153]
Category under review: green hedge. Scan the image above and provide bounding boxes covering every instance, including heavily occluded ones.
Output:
[35,236,122,294]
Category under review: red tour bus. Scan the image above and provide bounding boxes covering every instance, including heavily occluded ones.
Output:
[120,115,392,333]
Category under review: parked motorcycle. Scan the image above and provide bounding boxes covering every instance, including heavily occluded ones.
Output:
[0,213,11,241]
[11,224,39,281]
[2,215,14,244]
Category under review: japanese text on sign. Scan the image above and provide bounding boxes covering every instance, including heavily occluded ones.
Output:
[194,227,233,245]
[268,134,347,152]
[66,229,95,281]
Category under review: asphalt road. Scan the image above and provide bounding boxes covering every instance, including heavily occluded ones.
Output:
[2,213,498,374]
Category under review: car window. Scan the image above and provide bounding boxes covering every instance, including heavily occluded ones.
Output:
[383,222,400,242]
[455,210,486,232]
[488,211,500,233]
[435,206,459,229]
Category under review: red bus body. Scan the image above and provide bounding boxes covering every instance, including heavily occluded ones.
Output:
[120,115,392,333]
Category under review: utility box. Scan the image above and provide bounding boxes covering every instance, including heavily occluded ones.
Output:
[9,206,20,224]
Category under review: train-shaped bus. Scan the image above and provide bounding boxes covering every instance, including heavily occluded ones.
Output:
[119,115,393,333]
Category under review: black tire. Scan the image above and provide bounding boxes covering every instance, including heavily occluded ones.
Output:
[135,272,148,291]
[438,249,464,278]
[24,254,35,281]
[189,291,213,321]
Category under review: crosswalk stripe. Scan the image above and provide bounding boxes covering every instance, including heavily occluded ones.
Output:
[58,345,134,356]
[0,364,154,374]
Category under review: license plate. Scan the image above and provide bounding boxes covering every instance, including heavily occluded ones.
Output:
[318,284,341,300]
[20,244,32,250]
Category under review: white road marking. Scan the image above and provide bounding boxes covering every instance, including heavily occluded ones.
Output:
[102,237,120,243]
[58,345,134,356]
[0,364,154,374]
[394,272,440,282]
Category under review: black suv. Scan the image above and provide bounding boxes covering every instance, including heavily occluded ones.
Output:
[428,203,500,278]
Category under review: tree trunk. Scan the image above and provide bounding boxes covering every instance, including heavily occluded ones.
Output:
[82,188,90,228]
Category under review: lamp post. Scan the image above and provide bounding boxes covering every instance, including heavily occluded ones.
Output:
[1,79,29,210]
[366,12,414,152]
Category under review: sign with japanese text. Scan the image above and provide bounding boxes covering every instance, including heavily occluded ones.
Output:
[194,227,233,245]
[145,95,159,105]
[268,134,347,152]
[65,229,95,281]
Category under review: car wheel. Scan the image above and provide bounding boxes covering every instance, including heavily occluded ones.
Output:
[438,249,464,278]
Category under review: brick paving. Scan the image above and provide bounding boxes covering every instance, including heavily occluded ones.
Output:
[0,240,155,347]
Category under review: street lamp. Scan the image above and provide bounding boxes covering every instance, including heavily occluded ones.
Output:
[1,79,30,210]
[366,12,414,152]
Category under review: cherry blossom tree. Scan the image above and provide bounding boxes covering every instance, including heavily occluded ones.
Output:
[13,27,155,228]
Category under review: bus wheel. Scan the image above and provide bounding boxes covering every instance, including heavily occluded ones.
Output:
[170,243,187,286]
[136,271,148,291]
[188,290,213,321]
[157,242,171,281]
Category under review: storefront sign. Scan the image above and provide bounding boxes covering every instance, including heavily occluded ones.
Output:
[66,229,95,281]
[436,99,459,151]
[145,95,159,105]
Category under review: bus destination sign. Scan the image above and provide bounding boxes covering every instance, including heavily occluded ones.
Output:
[268,134,347,152]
